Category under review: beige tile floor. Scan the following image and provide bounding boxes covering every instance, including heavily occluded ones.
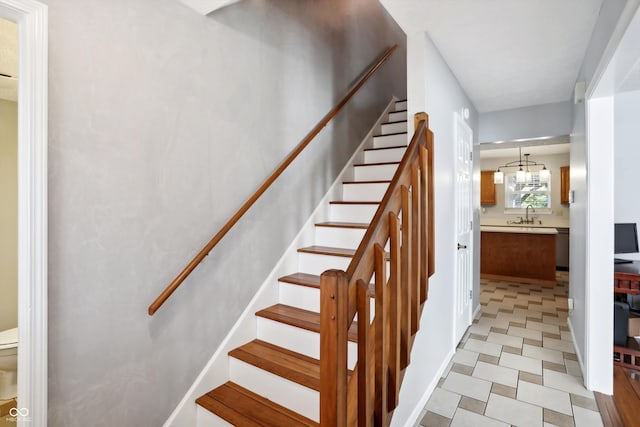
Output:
[416,272,605,427]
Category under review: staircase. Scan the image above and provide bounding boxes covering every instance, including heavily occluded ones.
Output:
[195,100,409,426]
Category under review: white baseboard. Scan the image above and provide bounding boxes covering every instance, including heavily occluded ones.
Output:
[567,317,588,386]
[163,98,398,427]
[400,348,456,427]
[473,304,482,320]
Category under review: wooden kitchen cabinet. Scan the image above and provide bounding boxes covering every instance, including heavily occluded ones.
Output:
[560,166,570,204]
[481,170,496,205]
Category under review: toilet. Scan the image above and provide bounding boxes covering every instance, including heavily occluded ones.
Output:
[0,327,17,400]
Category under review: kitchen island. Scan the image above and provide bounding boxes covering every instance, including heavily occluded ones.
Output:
[481,226,558,287]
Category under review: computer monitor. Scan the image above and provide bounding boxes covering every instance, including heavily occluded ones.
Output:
[615,223,639,254]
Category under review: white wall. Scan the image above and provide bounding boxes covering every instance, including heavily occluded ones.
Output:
[478,101,572,143]
[0,98,17,332]
[42,0,407,425]
[614,89,640,260]
[395,32,479,426]
[480,153,570,219]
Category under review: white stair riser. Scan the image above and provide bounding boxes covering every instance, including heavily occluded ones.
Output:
[196,406,233,427]
[381,121,407,134]
[354,163,398,181]
[256,318,358,370]
[329,204,378,223]
[394,100,407,111]
[364,147,406,163]
[229,358,319,422]
[388,110,407,122]
[342,182,389,201]
[298,252,351,276]
[278,282,321,313]
[278,282,377,317]
[373,133,407,149]
[315,226,366,249]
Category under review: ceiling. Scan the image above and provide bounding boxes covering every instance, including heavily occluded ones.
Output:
[480,140,570,159]
[380,0,603,112]
[0,17,17,102]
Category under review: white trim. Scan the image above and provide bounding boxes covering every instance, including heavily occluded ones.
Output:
[584,96,614,394]
[567,316,587,382]
[400,348,455,427]
[163,99,398,427]
[0,1,48,426]
[472,303,482,320]
[579,1,640,395]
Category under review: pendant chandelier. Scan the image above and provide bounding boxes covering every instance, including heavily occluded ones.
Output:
[493,147,550,184]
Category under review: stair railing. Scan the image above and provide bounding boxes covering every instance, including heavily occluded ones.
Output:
[148,45,398,315]
[320,113,434,426]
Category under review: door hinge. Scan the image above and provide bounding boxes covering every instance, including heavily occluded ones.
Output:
[469,151,473,161]
[470,220,473,230]
[469,290,473,300]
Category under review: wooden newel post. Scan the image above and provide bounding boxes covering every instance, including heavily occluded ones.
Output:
[320,269,349,427]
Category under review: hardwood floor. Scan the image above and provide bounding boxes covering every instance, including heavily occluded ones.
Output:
[596,366,640,426]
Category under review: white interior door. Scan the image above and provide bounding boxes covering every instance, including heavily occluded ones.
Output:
[454,112,473,344]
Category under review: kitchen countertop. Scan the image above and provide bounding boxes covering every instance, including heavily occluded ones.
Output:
[481,226,558,235]
[481,217,570,229]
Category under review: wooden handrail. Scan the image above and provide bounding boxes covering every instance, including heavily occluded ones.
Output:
[148,44,398,315]
[320,113,435,426]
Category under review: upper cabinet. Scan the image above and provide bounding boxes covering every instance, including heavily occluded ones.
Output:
[560,166,570,205]
[481,170,496,205]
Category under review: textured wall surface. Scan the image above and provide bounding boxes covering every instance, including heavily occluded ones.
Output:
[0,99,17,332]
[43,0,406,425]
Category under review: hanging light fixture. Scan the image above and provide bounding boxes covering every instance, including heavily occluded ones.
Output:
[493,147,549,184]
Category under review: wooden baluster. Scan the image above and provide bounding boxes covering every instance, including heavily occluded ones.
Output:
[388,213,401,410]
[320,270,348,427]
[400,185,411,368]
[420,145,429,302]
[374,243,388,427]
[426,127,435,279]
[410,164,421,334]
[357,279,372,427]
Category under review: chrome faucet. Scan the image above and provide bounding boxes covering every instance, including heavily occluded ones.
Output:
[525,205,535,224]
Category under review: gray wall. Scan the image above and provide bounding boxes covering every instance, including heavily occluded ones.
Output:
[614,89,640,260]
[569,0,627,373]
[0,99,17,332]
[43,0,406,425]
[397,32,479,426]
[478,101,572,143]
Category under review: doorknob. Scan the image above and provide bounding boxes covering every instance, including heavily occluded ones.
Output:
[457,243,467,250]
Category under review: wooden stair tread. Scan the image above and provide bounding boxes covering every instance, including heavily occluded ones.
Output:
[297,245,356,257]
[353,161,400,167]
[392,109,407,113]
[279,272,375,295]
[342,179,391,184]
[279,272,321,288]
[381,119,407,125]
[256,304,358,342]
[229,339,325,391]
[363,145,407,152]
[315,221,369,229]
[196,381,318,427]
[329,200,380,205]
[372,131,407,138]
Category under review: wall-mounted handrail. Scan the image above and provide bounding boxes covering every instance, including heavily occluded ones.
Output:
[320,113,435,426]
[148,44,398,315]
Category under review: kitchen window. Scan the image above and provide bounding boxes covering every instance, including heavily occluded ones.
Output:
[504,172,551,213]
